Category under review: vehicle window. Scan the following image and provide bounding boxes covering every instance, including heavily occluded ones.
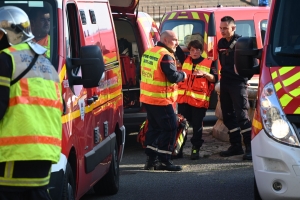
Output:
[0,0,58,69]
[93,3,118,67]
[268,0,300,66]
[235,20,255,38]
[161,20,205,47]
[261,19,267,44]
[66,3,81,75]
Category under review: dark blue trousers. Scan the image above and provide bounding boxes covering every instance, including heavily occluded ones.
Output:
[220,80,252,145]
[178,103,207,148]
[144,103,177,161]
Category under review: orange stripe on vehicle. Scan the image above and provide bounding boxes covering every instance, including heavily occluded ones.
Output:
[10,96,62,109]
[59,65,66,83]
[251,110,262,137]
[252,118,262,130]
[55,82,60,99]
[20,79,29,96]
[0,136,61,147]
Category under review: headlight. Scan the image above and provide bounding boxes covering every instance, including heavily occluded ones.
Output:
[260,82,300,146]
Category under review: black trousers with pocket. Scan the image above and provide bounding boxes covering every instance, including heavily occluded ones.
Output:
[178,103,207,148]
[220,80,252,145]
[144,103,177,162]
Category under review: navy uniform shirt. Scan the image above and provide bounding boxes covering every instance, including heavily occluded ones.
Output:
[156,41,185,83]
[218,33,250,83]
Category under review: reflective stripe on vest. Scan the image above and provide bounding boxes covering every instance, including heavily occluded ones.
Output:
[44,35,50,58]
[177,56,212,108]
[140,46,178,105]
[0,43,62,163]
[0,161,50,187]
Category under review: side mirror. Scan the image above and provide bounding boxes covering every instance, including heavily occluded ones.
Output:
[66,45,105,90]
[235,37,261,77]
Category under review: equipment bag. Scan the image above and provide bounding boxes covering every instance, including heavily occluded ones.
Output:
[120,55,136,87]
[137,114,189,155]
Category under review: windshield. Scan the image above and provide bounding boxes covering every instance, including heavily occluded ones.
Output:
[267,0,300,66]
[161,20,205,47]
[0,0,58,69]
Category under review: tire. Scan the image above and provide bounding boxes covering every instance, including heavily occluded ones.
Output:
[254,177,262,200]
[62,162,76,200]
[93,142,119,195]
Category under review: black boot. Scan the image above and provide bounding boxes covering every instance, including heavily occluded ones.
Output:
[190,146,200,160]
[243,144,252,160]
[219,143,244,157]
[144,156,160,170]
[156,160,182,171]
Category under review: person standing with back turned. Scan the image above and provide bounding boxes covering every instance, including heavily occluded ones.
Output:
[218,16,252,160]
[0,6,62,199]
[140,30,186,171]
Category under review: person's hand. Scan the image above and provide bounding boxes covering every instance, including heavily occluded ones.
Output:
[193,70,206,76]
[183,71,187,80]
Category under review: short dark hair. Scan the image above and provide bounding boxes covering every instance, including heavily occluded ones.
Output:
[187,40,203,51]
[28,7,49,20]
[221,16,235,25]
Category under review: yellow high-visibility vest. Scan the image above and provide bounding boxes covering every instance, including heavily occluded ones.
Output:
[177,56,213,108]
[140,46,178,105]
[0,43,62,164]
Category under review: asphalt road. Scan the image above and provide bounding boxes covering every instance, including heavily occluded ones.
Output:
[81,125,255,200]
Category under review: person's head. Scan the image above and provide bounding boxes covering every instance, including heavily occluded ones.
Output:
[160,30,178,52]
[220,16,236,40]
[0,6,34,47]
[29,7,50,38]
[187,40,203,59]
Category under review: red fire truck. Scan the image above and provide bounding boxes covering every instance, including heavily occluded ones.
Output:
[235,1,300,199]
[0,0,125,199]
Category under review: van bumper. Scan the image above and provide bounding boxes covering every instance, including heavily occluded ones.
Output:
[252,130,300,200]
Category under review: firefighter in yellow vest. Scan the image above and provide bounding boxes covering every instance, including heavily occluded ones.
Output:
[140,30,186,171]
[0,6,62,200]
[175,39,218,160]
[29,7,51,58]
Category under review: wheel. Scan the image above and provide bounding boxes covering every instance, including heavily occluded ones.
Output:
[62,162,75,200]
[93,142,119,195]
[254,177,262,200]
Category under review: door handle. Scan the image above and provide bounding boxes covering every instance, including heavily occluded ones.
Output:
[87,98,94,105]
[92,95,98,101]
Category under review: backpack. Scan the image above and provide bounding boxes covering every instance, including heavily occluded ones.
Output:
[137,114,189,155]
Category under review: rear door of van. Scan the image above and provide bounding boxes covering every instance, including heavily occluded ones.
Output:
[110,0,160,133]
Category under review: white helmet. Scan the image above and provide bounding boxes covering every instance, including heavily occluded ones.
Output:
[0,6,34,45]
